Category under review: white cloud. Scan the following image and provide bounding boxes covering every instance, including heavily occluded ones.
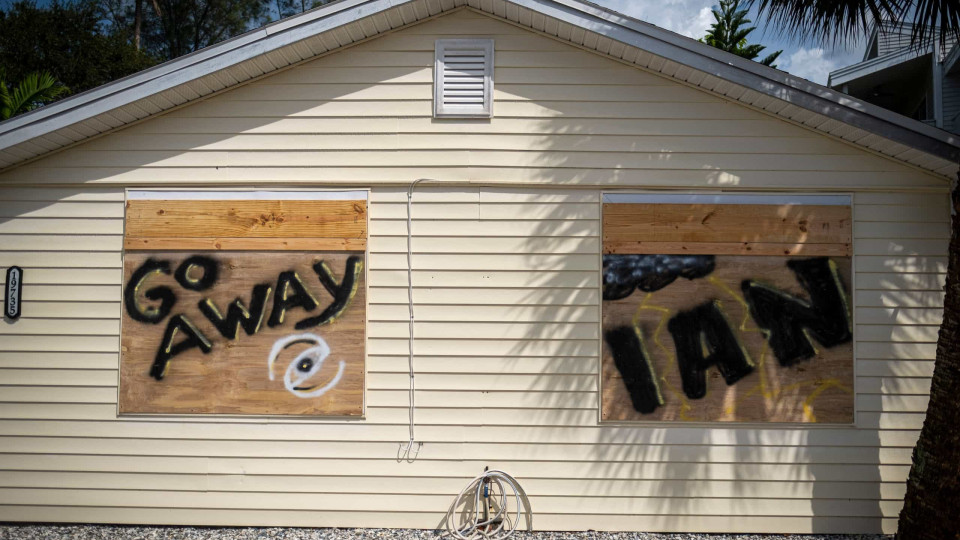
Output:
[599,0,715,39]
[782,47,837,84]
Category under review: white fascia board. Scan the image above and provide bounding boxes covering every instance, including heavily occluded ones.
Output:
[829,47,930,87]
[0,0,404,149]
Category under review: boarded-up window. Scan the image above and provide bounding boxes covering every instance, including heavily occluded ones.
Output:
[119,191,367,416]
[601,194,854,423]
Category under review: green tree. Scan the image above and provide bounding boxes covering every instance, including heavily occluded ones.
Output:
[0,0,158,96]
[752,1,960,538]
[142,0,273,59]
[101,0,337,56]
[0,70,69,119]
[703,0,782,66]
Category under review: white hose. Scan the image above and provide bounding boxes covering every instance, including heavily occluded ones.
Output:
[444,469,532,540]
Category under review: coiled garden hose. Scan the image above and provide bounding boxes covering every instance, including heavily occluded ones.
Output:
[443,469,532,540]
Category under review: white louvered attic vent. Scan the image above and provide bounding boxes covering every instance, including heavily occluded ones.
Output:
[434,39,494,118]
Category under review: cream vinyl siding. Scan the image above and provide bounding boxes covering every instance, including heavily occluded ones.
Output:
[0,8,950,534]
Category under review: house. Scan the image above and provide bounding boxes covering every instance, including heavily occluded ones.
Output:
[828,20,960,133]
[0,0,955,534]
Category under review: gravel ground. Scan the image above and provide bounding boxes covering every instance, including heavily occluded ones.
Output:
[0,526,893,540]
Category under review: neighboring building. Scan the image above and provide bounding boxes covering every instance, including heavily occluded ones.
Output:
[829,21,960,133]
[0,0,957,535]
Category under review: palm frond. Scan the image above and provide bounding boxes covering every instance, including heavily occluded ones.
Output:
[907,0,960,49]
[0,68,13,121]
[760,50,783,66]
[2,71,69,120]
[749,0,960,49]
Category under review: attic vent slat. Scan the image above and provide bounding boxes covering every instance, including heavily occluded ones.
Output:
[434,38,494,118]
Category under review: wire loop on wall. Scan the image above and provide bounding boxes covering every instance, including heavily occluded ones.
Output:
[398,178,431,462]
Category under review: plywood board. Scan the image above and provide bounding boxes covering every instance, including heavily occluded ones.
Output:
[603,240,851,256]
[124,237,367,251]
[119,251,365,415]
[603,203,851,256]
[125,200,366,250]
[601,254,854,423]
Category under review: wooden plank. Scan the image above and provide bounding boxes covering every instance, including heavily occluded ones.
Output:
[125,200,367,240]
[604,240,850,256]
[124,237,366,252]
[603,203,852,247]
[119,251,365,416]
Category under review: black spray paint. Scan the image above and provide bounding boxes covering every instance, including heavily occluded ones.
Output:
[267,271,319,328]
[125,258,177,324]
[667,300,755,400]
[741,257,852,367]
[198,283,272,340]
[127,255,363,380]
[604,326,664,414]
[150,314,213,380]
[296,256,364,330]
[603,254,716,300]
[174,255,219,291]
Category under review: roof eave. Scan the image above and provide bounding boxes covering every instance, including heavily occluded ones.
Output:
[526,0,960,163]
[0,0,958,174]
[828,46,930,88]
[0,0,398,149]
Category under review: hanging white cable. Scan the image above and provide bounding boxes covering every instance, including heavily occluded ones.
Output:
[444,469,532,540]
[398,178,430,461]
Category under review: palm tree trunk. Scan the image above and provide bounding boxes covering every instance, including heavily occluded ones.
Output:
[896,182,960,539]
[134,0,143,50]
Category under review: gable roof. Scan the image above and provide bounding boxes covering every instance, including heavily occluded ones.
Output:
[1,0,958,178]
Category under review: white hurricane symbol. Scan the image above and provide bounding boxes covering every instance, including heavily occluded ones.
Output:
[267,333,345,398]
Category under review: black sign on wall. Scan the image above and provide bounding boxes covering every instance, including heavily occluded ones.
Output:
[5,266,22,320]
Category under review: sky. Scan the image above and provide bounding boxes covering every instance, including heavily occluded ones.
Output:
[595,0,865,85]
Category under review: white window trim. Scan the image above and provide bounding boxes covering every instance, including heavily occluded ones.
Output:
[434,38,494,118]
